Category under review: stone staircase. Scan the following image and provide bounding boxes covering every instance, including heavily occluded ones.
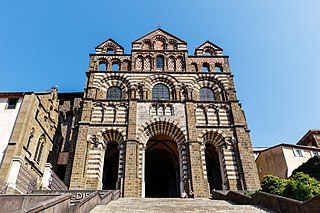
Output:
[90,198,274,212]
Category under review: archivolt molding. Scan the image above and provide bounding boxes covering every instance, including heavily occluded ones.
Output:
[136,117,187,146]
[88,128,126,149]
[98,74,131,91]
[143,74,180,91]
[198,130,230,147]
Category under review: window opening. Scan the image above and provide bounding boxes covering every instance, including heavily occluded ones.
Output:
[107,48,114,54]
[156,56,164,70]
[200,87,215,101]
[6,98,18,109]
[99,63,106,71]
[107,86,122,100]
[202,63,210,72]
[152,83,170,100]
[112,63,119,71]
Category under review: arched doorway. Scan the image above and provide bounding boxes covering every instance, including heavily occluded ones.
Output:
[205,144,222,190]
[102,142,119,190]
[145,134,180,197]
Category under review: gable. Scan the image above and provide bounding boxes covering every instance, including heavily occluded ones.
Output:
[133,28,187,44]
[195,41,223,56]
[95,38,124,54]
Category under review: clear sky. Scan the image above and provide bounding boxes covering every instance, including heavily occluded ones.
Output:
[0,1,319,148]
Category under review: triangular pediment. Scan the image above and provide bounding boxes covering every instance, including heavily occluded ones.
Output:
[194,41,223,56]
[133,28,187,44]
[196,41,223,51]
[95,38,124,54]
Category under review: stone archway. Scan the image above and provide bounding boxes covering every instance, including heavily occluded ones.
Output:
[102,142,119,189]
[145,134,180,197]
[138,119,188,198]
[201,131,228,191]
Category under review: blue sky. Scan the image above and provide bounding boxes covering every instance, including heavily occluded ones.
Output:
[0,1,319,147]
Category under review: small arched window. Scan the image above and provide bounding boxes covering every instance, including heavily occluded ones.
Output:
[106,48,114,54]
[200,87,215,101]
[156,55,164,70]
[112,62,119,71]
[202,63,210,72]
[152,83,170,100]
[205,50,212,56]
[190,63,198,72]
[215,64,223,72]
[99,63,107,71]
[107,86,122,100]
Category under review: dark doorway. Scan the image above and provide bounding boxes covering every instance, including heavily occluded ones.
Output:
[145,135,180,197]
[102,142,119,190]
[205,144,223,190]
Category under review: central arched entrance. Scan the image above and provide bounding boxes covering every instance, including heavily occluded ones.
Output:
[145,134,180,197]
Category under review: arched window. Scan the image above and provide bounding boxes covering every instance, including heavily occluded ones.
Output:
[112,62,119,71]
[34,135,45,163]
[106,48,114,54]
[99,63,107,71]
[200,87,215,101]
[202,63,210,72]
[205,50,212,56]
[152,83,170,100]
[107,86,122,100]
[156,55,164,70]
[215,64,223,72]
[190,63,198,72]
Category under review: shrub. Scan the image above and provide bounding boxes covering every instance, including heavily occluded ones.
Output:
[282,172,320,201]
[292,156,320,181]
[261,175,287,195]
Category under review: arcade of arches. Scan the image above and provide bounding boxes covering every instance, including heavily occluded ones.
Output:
[100,127,230,198]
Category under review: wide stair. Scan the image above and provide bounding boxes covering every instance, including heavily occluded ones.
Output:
[90,198,274,212]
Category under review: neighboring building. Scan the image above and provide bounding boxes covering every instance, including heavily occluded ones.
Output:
[297,129,320,148]
[0,93,24,166]
[0,88,60,194]
[66,28,260,198]
[256,143,320,181]
[252,147,268,159]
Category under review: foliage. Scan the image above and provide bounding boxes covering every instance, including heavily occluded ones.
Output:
[261,172,320,201]
[244,190,258,197]
[283,172,320,201]
[261,175,287,195]
[292,156,320,181]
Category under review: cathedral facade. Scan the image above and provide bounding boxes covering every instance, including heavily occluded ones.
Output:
[64,29,260,197]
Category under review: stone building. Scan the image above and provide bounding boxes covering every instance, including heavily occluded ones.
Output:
[0,88,60,194]
[67,29,260,198]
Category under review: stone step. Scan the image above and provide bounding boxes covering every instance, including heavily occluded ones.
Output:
[90,198,274,213]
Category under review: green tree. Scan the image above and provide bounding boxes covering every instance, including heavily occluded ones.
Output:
[261,175,287,195]
[292,156,320,181]
[283,172,320,201]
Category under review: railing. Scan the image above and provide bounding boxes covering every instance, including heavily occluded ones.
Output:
[212,190,320,213]
[1,190,120,213]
